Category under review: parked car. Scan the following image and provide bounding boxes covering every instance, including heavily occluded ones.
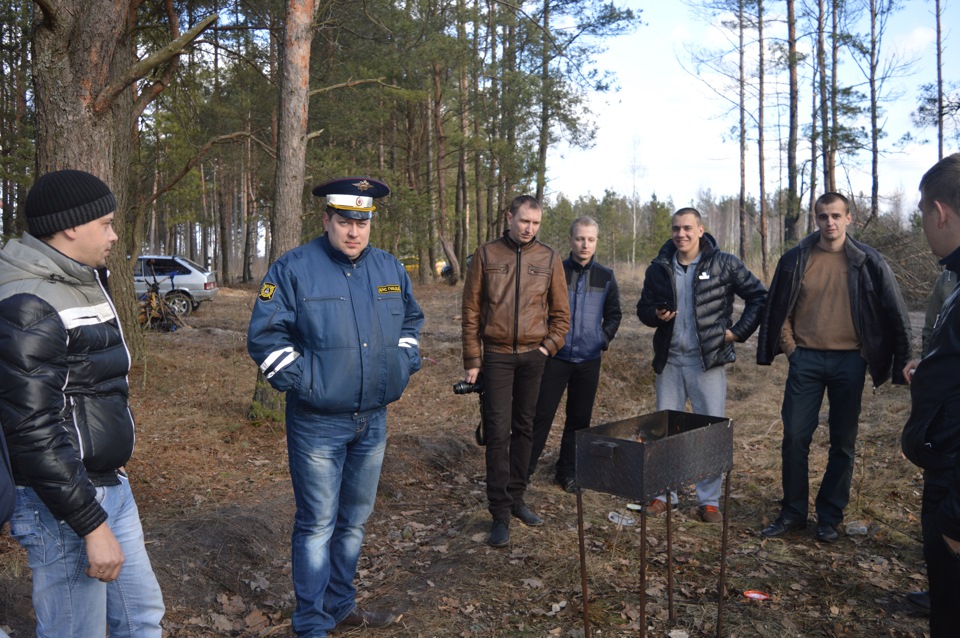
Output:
[440,254,471,285]
[134,255,218,317]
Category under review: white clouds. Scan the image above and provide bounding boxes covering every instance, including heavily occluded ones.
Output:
[546,3,955,208]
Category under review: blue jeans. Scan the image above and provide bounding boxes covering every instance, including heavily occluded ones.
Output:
[286,406,387,638]
[654,361,726,507]
[780,348,866,526]
[8,477,164,638]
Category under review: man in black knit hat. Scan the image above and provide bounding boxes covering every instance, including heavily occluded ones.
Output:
[0,169,164,636]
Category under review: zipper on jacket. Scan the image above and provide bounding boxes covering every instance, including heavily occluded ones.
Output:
[513,245,521,352]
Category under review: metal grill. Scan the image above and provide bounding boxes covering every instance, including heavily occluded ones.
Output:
[575,409,733,502]
[572,410,735,638]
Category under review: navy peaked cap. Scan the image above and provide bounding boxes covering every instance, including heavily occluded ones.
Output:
[312,176,390,220]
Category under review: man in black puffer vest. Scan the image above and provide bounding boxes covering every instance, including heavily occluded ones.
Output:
[637,207,766,522]
[0,170,164,637]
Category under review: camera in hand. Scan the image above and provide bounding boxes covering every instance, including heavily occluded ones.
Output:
[453,379,483,395]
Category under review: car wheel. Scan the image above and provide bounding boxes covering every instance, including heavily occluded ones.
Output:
[165,292,193,317]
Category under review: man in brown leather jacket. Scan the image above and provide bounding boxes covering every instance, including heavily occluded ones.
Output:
[461,195,570,547]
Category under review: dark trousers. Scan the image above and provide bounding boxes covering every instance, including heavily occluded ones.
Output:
[527,356,602,482]
[780,348,866,526]
[482,350,548,519]
[921,478,960,636]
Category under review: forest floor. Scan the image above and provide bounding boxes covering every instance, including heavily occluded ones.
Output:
[0,270,934,637]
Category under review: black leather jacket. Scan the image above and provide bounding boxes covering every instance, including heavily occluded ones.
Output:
[902,247,960,540]
[637,234,767,373]
[756,232,912,387]
[0,235,134,537]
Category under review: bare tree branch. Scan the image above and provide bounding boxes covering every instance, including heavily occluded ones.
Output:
[93,13,218,115]
[144,131,252,207]
[308,77,387,97]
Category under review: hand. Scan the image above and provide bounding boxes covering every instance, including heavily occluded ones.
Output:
[903,359,919,384]
[944,534,960,559]
[538,346,549,356]
[724,329,737,343]
[84,522,124,582]
[656,308,677,322]
[464,367,480,384]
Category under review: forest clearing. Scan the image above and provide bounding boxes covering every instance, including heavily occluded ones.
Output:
[0,273,934,637]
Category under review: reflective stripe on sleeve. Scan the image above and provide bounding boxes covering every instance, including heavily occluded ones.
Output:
[261,347,301,378]
[398,337,418,348]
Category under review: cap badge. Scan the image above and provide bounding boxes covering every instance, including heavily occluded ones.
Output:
[353,179,373,192]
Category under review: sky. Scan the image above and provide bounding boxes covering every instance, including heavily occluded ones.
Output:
[545,1,957,213]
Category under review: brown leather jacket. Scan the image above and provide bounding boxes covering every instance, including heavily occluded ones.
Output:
[461,232,570,369]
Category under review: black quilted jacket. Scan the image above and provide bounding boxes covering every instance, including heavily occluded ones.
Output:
[637,234,767,374]
[0,234,134,537]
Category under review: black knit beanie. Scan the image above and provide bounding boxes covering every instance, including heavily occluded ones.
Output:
[24,169,117,236]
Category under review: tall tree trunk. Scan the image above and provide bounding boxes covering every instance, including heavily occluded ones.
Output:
[868,0,880,221]
[31,0,214,360]
[455,0,470,276]
[535,0,551,203]
[486,0,501,239]
[810,47,820,235]
[936,0,943,160]
[270,0,317,262]
[827,0,839,191]
[737,0,747,261]
[757,0,767,279]
[785,0,800,244]
[252,0,319,419]
[817,0,831,193]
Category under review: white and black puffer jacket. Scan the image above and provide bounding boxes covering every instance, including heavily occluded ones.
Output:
[0,234,134,537]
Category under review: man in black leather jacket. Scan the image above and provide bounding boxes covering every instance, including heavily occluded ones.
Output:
[901,152,960,636]
[758,192,911,544]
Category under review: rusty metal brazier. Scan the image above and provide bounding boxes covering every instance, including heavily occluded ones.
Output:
[576,409,733,501]
[573,410,734,638]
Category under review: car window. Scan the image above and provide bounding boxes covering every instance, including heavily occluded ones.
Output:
[175,256,210,274]
[141,258,188,277]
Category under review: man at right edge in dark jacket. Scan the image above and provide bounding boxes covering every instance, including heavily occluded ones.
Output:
[758,191,911,544]
[901,152,960,636]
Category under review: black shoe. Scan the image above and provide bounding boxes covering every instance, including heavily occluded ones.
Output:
[816,522,839,543]
[760,517,807,538]
[334,606,401,630]
[555,476,581,494]
[511,503,544,526]
[489,518,510,547]
[906,590,931,614]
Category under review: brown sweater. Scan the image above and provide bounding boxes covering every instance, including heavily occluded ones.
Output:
[781,244,860,355]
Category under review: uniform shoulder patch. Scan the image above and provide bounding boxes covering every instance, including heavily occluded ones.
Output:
[377,284,401,294]
[258,283,277,302]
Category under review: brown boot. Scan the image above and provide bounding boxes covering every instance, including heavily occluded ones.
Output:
[698,505,722,523]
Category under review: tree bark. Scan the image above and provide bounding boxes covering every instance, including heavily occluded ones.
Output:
[270,0,318,262]
[757,0,767,279]
[31,0,215,360]
[252,0,320,422]
[784,0,800,244]
[737,0,747,262]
